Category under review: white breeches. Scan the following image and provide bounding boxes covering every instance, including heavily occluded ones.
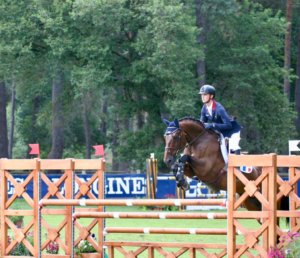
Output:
[228,131,241,152]
[220,131,241,164]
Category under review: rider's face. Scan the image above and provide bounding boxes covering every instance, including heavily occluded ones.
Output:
[200,94,213,104]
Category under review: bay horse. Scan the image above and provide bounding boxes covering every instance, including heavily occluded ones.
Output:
[163,117,267,211]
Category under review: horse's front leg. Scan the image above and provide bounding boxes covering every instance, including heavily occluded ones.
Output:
[172,155,191,191]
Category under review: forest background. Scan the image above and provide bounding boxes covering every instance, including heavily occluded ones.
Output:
[0,0,299,172]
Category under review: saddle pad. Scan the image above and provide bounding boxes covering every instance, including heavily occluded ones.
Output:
[240,166,253,174]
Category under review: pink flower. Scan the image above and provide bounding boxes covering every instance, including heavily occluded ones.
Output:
[46,241,59,254]
[267,247,285,258]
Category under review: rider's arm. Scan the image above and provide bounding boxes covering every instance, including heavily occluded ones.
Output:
[200,106,207,122]
[212,105,232,131]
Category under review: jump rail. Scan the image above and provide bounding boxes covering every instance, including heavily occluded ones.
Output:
[104,227,228,235]
[39,198,227,207]
[73,211,228,219]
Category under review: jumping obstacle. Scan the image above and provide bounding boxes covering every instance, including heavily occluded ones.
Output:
[39,198,226,207]
[146,154,185,199]
[72,211,228,219]
[1,154,300,257]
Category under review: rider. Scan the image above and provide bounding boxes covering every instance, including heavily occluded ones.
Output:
[199,85,241,163]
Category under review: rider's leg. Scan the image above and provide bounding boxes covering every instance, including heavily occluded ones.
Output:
[220,134,228,164]
[229,131,241,154]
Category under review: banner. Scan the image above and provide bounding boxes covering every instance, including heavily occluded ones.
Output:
[7,173,221,199]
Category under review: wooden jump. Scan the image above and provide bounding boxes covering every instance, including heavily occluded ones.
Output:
[39,198,227,207]
[2,154,300,258]
[104,227,228,235]
[73,211,228,219]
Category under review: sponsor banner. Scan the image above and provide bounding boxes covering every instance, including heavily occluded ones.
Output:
[7,173,223,199]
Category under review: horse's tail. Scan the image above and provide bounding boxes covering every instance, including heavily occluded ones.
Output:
[280,196,289,226]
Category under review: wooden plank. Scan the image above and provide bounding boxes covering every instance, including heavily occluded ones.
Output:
[74,159,105,170]
[40,159,73,170]
[4,210,33,216]
[232,211,269,219]
[65,167,74,256]
[104,241,228,249]
[228,154,275,167]
[105,227,228,235]
[41,209,69,215]
[74,211,228,219]
[227,163,235,257]
[277,155,300,167]
[277,210,300,217]
[0,158,37,170]
[267,154,277,251]
[40,198,227,207]
[0,159,6,256]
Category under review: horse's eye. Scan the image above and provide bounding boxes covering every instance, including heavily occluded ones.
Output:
[174,135,180,141]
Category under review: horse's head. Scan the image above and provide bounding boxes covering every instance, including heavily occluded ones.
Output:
[163,118,187,168]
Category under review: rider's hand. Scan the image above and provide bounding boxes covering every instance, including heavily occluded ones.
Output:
[204,123,213,129]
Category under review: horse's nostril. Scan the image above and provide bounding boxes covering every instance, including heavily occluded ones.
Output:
[166,158,174,168]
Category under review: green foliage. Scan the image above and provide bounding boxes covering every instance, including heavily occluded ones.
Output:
[204,0,296,153]
[9,233,34,256]
[75,238,97,254]
[0,0,298,170]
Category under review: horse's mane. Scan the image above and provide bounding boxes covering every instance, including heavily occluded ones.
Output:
[178,117,204,127]
[178,116,219,136]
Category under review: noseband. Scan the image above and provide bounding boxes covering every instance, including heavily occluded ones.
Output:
[165,127,205,157]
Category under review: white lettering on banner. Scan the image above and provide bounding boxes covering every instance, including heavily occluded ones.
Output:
[289,140,300,154]
[185,181,226,198]
[106,177,146,195]
[7,175,145,197]
[131,177,145,194]
[93,179,99,195]
[185,182,208,198]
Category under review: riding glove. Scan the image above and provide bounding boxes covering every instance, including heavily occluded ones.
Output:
[204,123,214,129]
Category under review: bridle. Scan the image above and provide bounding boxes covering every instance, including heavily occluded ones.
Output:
[164,127,206,157]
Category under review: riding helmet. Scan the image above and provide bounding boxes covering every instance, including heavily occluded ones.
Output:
[198,85,216,97]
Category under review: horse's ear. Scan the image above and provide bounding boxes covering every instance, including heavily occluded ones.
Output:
[163,118,170,126]
[174,118,179,128]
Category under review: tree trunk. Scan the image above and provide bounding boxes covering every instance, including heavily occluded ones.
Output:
[295,32,300,134]
[100,96,108,136]
[284,0,293,99]
[9,83,16,158]
[82,97,91,158]
[0,81,9,158]
[111,116,120,171]
[47,70,64,159]
[195,0,206,87]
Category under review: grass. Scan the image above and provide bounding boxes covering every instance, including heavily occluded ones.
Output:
[6,200,289,257]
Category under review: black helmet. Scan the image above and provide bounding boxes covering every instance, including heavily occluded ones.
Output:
[198,85,216,97]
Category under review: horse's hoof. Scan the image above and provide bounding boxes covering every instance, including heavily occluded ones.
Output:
[181,182,190,191]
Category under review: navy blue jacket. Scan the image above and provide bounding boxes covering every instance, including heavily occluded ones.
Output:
[200,100,241,137]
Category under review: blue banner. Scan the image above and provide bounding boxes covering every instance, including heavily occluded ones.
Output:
[7,173,297,200]
[7,173,218,199]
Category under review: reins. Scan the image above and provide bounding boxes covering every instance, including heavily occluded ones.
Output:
[165,126,206,157]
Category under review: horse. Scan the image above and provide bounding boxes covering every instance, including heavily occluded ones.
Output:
[163,117,286,212]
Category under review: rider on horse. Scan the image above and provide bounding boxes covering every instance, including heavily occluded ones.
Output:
[199,85,241,163]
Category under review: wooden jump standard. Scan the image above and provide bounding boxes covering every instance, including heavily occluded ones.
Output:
[2,154,300,257]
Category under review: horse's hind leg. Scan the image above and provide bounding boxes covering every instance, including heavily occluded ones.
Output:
[244,197,262,211]
[183,161,195,178]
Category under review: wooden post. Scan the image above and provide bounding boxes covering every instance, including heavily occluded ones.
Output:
[65,159,74,256]
[98,159,106,258]
[227,156,236,257]
[267,154,277,250]
[0,158,7,257]
[262,165,269,251]
[289,167,296,229]
[33,158,40,257]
